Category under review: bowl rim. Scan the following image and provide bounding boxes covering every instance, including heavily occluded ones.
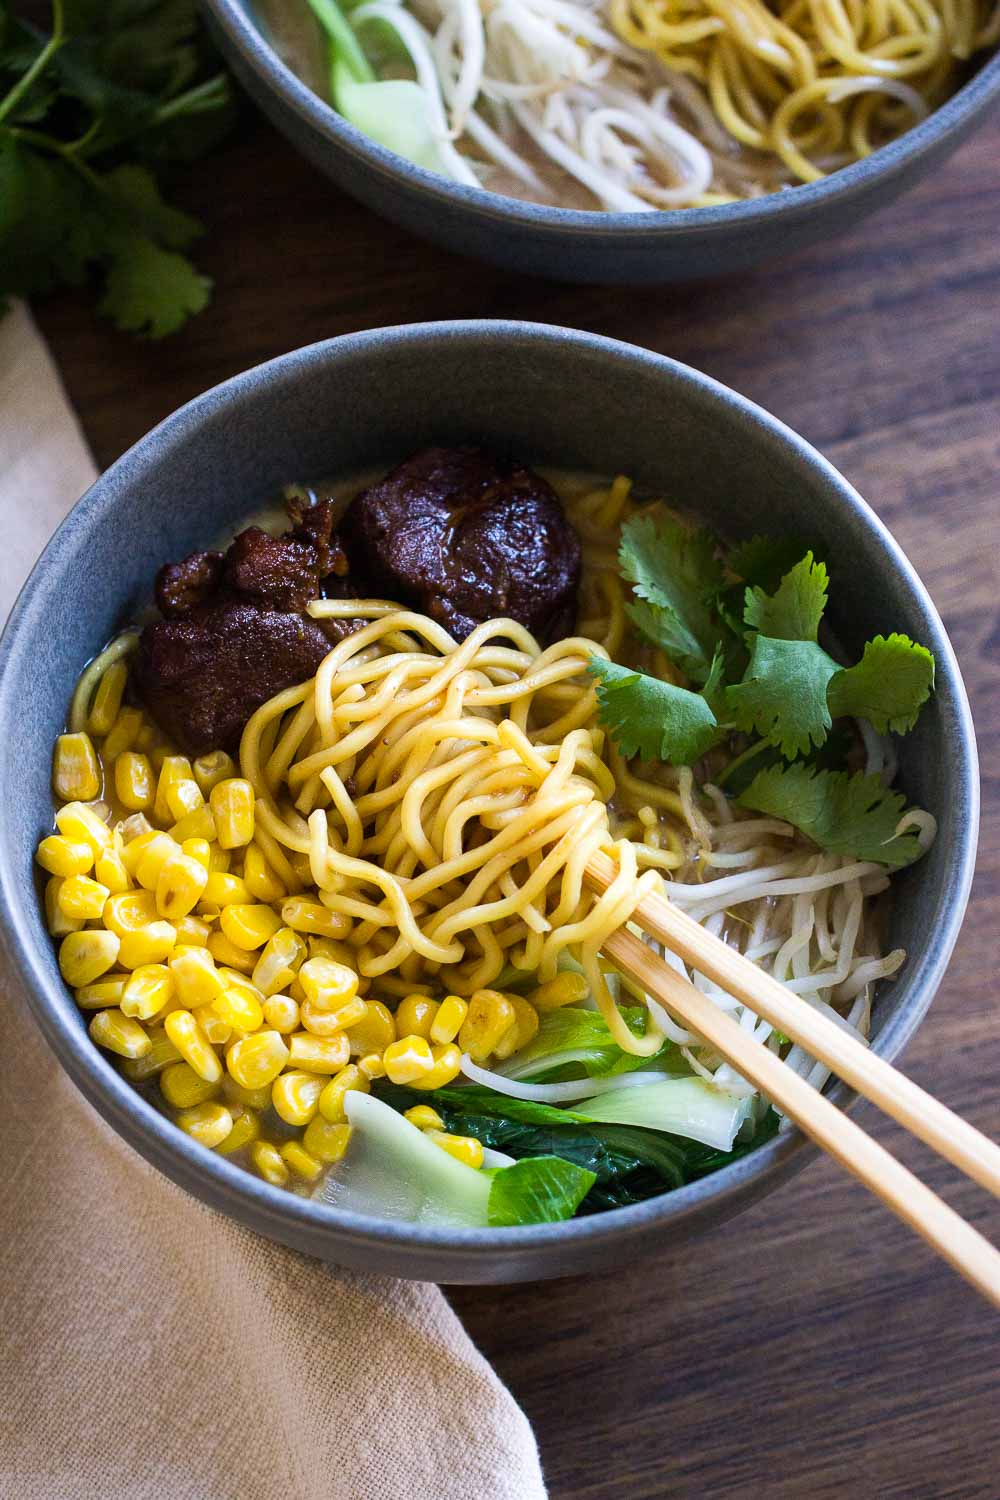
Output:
[203,0,1000,237]
[0,319,980,1263]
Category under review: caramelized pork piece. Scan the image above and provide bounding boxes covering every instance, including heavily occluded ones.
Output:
[338,447,581,643]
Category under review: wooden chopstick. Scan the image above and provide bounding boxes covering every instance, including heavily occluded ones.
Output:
[587,851,1000,1197]
[599,921,1000,1308]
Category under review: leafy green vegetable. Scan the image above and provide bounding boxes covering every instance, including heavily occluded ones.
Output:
[491,1005,680,1082]
[587,656,721,767]
[827,634,935,735]
[736,762,924,867]
[727,634,838,758]
[487,1155,596,1227]
[0,0,234,334]
[574,1078,752,1150]
[727,534,819,594]
[618,513,725,684]
[743,552,828,642]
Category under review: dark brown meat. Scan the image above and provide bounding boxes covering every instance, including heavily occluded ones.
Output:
[156,551,224,618]
[338,447,581,643]
[134,597,333,756]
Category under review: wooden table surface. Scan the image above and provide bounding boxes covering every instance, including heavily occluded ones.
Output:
[33,100,1000,1500]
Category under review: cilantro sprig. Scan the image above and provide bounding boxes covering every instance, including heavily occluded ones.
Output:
[591,510,936,868]
[0,1,235,336]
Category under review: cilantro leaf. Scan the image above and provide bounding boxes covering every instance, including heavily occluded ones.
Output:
[744,552,828,642]
[619,513,725,684]
[828,634,935,735]
[588,656,721,767]
[728,534,818,593]
[100,229,210,337]
[736,763,925,867]
[726,635,837,758]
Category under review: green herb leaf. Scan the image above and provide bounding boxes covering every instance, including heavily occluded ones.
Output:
[100,228,210,337]
[588,656,722,767]
[744,552,828,642]
[726,635,838,757]
[619,513,724,683]
[827,633,935,735]
[728,534,818,593]
[736,763,925,867]
[487,1156,596,1226]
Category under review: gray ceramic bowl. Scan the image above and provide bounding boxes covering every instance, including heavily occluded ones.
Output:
[201,0,1000,283]
[0,322,979,1282]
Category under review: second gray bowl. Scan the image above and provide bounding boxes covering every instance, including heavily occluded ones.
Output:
[202,0,1000,283]
[0,321,979,1281]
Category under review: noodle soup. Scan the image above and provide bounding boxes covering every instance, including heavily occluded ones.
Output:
[36,452,936,1225]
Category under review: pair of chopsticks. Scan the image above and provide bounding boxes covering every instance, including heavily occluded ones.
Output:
[586,851,1000,1307]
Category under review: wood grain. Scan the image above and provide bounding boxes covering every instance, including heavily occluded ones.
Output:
[31,96,1000,1500]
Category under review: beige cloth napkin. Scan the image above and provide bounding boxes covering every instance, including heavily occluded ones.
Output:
[0,304,547,1500]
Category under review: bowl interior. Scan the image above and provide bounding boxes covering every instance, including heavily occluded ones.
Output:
[0,322,978,1280]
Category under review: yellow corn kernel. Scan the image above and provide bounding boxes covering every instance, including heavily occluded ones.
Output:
[195,1006,232,1045]
[104,888,158,937]
[243,843,286,903]
[426,1130,484,1169]
[59,930,120,987]
[164,1009,221,1083]
[213,986,264,1034]
[300,995,366,1036]
[45,877,82,937]
[181,838,212,872]
[160,1060,221,1109]
[317,1063,369,1123]
[251,926,306,996]
[114,751,154,812]
[395,994,439,1040]
[57,873,110,921]
[176,1101,233,1149]
[207,844,230,873]
[75,974,129,1009]
[89,1007,151,1058]
[118,921,176,970]
[156,849,209,921]
[170,946,224,1009]
[165,777,204,824]
[250,1140,289,1187]
[430,995,468,1045]
[192,750,237,797]
[134,833,178,893]
[289,853,313,886]
[404,1104,445,1132]
[306,935,355,964]
[118,812,153,845]
[530,972,589,1012]
[217,969,266,1004]
[357,1052,386,1082]
[302,1116,352,1164]
[222,1076,271,1112]
[280,897,350,939]
[345,1000,396,1057]
[103,706,144,761]
[95,844,130,895]
[200,872,251,909]
[280,1140,323,1181]
[287,1030,350,1074]
[169,805,217,843]
[407,1042,462,1091]
[383,1035,435,1086]
[87,661,128,737]
[298,956,358,1010]
[55,801,112,856]
[272,1070,324,1127]
[121,1025,181,1080]
[210,778,255,849]
[215,1106,261,1156]
[458,989,516,1063]
[135,721,161,754]
[153,755,194,825]
[119,827,163,876]
[227,1029,288,1090]
[492,994,540,1062]
[219,903,282,952]
[207,929,255,975]
[53,733,101,803]
[262,994,300,1034]
[121,963,174,1021]
[37,835,93,878]
[174,913,211,947]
